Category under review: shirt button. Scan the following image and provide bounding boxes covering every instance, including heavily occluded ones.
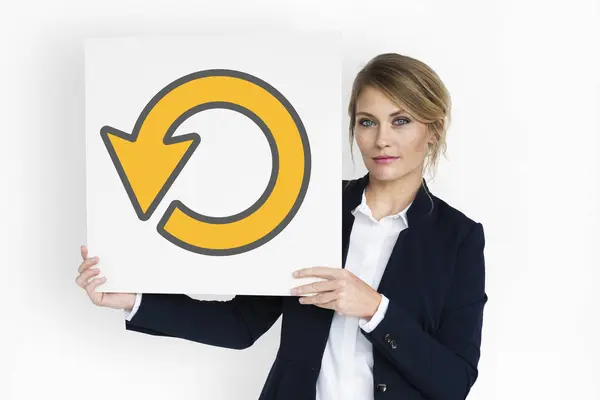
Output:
[376,383,387,392]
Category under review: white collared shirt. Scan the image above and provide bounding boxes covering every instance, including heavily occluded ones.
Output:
[125,189,411,400]
[315,189,410,400]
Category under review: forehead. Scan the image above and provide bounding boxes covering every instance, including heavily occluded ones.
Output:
[356,86,403,112]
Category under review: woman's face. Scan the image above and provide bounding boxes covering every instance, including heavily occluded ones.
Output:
[354,85,433,182]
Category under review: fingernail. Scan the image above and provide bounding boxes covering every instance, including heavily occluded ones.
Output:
[293,271,298,277]
[290,288,297,295]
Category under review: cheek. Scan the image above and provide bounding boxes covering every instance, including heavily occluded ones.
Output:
[404,138,425,154]
[402,129,429,152]
[396,135,428,164]
[355,132,370,150]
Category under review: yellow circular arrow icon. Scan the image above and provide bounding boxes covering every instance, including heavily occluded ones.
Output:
[100,70,311,255]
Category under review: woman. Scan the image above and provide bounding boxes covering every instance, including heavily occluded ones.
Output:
[76,53,487,400]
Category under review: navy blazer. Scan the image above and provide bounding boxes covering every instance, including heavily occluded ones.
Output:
[125,173,487,400]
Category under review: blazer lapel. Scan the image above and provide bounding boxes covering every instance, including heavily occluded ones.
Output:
[342,175,367,268]
[376,176,438,293]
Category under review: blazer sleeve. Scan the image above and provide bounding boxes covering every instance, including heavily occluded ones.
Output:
[125,293,283,350]
[361,222,487,400]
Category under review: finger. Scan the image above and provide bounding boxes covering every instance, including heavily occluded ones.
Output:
[78,256,99,274]
[84,276,106,297]
[314,299,340,312]
[293,266,343,280]
[81,245,88,260]
[75,267,101,287]
[292,279,345,295]
[299,288,339,305]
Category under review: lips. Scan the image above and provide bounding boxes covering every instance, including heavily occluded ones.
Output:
[373,155,399,165]
[373,156,398,160]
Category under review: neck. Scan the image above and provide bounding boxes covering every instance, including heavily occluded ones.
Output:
[364,169,423,221]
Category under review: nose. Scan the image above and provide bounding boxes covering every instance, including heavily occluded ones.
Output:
[374,125,393,148]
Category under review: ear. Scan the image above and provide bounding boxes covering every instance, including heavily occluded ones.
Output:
[427,132,437,146]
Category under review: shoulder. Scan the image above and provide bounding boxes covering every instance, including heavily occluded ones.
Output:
[342,179,356,190]
[432,194,484,247]
[341,178,484,243]
[341,178,361,199]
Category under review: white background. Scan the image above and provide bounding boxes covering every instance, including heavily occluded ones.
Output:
[85,35,341,295]
[2,1,599,400]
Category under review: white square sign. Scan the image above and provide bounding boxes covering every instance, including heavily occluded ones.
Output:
[85,33,342,296]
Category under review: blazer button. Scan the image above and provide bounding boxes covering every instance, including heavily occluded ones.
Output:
[376,383,387,392]
[384,333,392,342]
[389,339,398,349]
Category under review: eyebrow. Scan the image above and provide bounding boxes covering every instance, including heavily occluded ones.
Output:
[355,110,406,119]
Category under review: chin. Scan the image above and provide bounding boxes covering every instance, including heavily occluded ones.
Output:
[366,165,406,182]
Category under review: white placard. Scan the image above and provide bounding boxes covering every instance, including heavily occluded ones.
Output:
[85,33,342,295]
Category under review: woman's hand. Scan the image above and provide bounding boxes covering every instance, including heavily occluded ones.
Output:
[75,245,136,311]
[290,267,382,319]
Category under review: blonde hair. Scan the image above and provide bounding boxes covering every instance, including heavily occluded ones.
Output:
[348,53,452,179]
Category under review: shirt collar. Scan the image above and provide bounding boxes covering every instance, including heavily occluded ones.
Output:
[343,173,437,228]
[351,188,411,226]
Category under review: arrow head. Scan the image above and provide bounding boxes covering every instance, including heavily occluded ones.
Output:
[100,126,200,221]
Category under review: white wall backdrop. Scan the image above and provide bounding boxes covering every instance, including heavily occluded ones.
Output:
[2,1,599,399]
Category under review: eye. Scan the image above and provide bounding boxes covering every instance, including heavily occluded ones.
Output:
[393,117,410,126]
[358,118,376,127]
